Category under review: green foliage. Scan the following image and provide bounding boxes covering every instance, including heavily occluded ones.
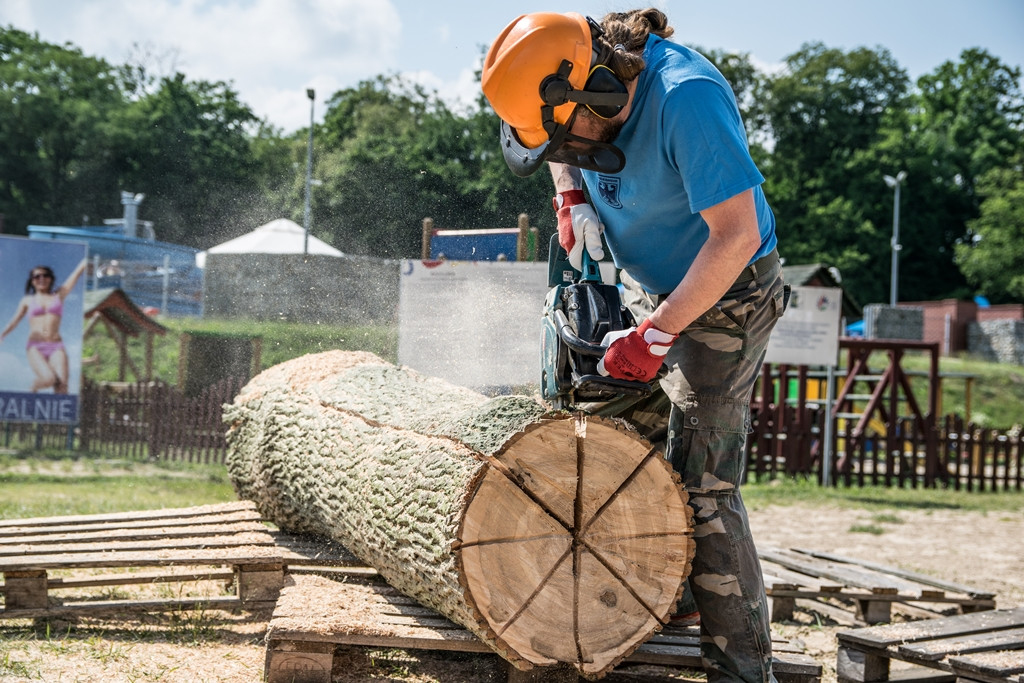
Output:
[2,28,1022,306]
[314,75,553,259]
[0,27,125,231]
[955,159,1024,302]
[901,352,1024,429]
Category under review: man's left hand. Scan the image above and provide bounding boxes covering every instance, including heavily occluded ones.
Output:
[597,319,678,382]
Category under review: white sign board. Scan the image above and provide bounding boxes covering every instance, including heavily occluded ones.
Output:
[398,260,550,391]
[764,286,842,366]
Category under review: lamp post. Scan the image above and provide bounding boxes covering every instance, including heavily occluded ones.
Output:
[303,88,315,255]
[883,170,907,306]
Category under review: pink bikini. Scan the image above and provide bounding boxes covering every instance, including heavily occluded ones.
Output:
[26,295,66,360]
[30,295,63,317]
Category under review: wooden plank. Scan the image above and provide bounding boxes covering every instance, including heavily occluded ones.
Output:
[267,574,819,681]
[0,522,271,547]
[0,509,264,538]
[267,530,361,565]
[0,545,284,570]
[839,607,1024,650]
[0,595,266,620]
[947,649,1024,677]
[947,649,1024,683]
[43,569,236,589]
[792,548,995,600]
[0,532,276,558]
[0,501,258,529]
[898,627,1024,662]
[762,560,846,592]
[759,547,905,596]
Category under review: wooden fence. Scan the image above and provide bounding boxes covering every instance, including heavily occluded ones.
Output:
[748,391,1024,491]
[0,377,245,463]
[2,374,1022,491]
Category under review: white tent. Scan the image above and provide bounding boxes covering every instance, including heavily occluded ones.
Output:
[196,218,342,268]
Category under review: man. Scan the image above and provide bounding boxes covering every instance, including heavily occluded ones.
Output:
[482,9,787,683]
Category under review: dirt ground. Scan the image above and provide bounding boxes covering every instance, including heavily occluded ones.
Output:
[1,501,1021,683]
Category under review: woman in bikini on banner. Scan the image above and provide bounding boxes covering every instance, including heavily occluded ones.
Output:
[0,259,87,393]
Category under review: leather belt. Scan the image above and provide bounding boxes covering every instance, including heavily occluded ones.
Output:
[734,249,779,286]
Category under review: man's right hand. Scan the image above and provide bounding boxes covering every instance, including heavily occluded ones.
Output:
[554,189,605,271]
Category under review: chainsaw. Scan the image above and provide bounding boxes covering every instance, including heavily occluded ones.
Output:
[540,234,657,410]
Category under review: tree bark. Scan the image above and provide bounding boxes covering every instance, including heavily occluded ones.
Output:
[224,350,694,677]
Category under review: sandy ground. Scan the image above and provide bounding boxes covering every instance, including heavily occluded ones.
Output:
[1,502,1021,683]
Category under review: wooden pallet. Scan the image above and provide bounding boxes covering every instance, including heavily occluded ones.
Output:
[837,606,1024,683]
[0,501,357,620]
[759,546,997,625]
[264,573,822,683]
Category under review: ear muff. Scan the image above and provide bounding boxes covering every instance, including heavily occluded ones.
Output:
[539,59,628,120]
[583,64,628,119]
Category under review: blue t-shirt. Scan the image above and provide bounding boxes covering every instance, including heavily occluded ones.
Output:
[581,35,777,295]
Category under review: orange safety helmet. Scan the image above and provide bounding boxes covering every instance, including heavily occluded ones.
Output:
[482,12,628,177]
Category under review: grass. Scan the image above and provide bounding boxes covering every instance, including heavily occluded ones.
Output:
[0,454,235,519]
[898,351,1024,429]
[742,475,1024,514]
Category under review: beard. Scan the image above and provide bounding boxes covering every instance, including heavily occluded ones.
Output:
[578,107,625,144]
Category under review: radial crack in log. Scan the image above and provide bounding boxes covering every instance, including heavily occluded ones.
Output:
[225,350,694,678]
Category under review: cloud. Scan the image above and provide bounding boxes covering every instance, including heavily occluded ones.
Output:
[4,0,402,132]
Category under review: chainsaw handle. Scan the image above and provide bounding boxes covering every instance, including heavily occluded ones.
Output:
[553,308,608,358]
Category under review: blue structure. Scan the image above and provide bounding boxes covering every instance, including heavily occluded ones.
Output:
[28,224,203,317]
[429,228,522,261]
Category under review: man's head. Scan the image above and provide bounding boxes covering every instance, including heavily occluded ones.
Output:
[481,12,630,177]
[482,9,673,177]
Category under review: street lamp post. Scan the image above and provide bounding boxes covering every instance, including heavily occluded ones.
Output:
[303,88,315,255]
[883,171,907,306]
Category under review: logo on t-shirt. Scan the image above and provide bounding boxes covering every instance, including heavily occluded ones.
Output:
[597,175,623,209]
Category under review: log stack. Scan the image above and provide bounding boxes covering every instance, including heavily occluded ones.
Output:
[224,350,694,677]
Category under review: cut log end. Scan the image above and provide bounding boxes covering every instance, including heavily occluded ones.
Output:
[457,413,694,676]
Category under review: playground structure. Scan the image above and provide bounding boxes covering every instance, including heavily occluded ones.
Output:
[750,338,1021,490]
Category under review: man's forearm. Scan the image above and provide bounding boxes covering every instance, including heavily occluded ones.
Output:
[549,162,583,193]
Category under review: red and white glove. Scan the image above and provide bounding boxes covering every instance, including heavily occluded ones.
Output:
[554,189,605,271]
[597,319,678,382]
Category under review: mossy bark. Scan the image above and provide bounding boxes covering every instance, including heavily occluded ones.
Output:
[225,350,693,677]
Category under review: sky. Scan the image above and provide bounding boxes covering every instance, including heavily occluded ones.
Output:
[1,0,1022,134]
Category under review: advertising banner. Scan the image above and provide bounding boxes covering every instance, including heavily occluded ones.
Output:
[0,236,88,423]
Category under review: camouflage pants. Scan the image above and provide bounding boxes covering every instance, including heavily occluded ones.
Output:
[621,251,787,683]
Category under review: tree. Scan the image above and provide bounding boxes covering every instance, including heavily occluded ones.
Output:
[315,75,553,259]
[759,43,911,305]
[904,49,1024,301]
[113,74,265,247]
[0,27,126,233]
[955,157,1024,302]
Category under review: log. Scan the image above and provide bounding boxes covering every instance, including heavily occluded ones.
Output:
[224,350,694,677]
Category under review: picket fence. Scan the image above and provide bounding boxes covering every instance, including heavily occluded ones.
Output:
[1,376,1021,491]
[1,377,245,463]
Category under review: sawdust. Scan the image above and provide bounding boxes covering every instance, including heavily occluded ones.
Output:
[1,503,1021,682]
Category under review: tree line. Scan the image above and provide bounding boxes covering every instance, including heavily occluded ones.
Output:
[1,26,1021,308]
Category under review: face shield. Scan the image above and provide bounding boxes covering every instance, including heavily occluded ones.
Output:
[498,58,628,177]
